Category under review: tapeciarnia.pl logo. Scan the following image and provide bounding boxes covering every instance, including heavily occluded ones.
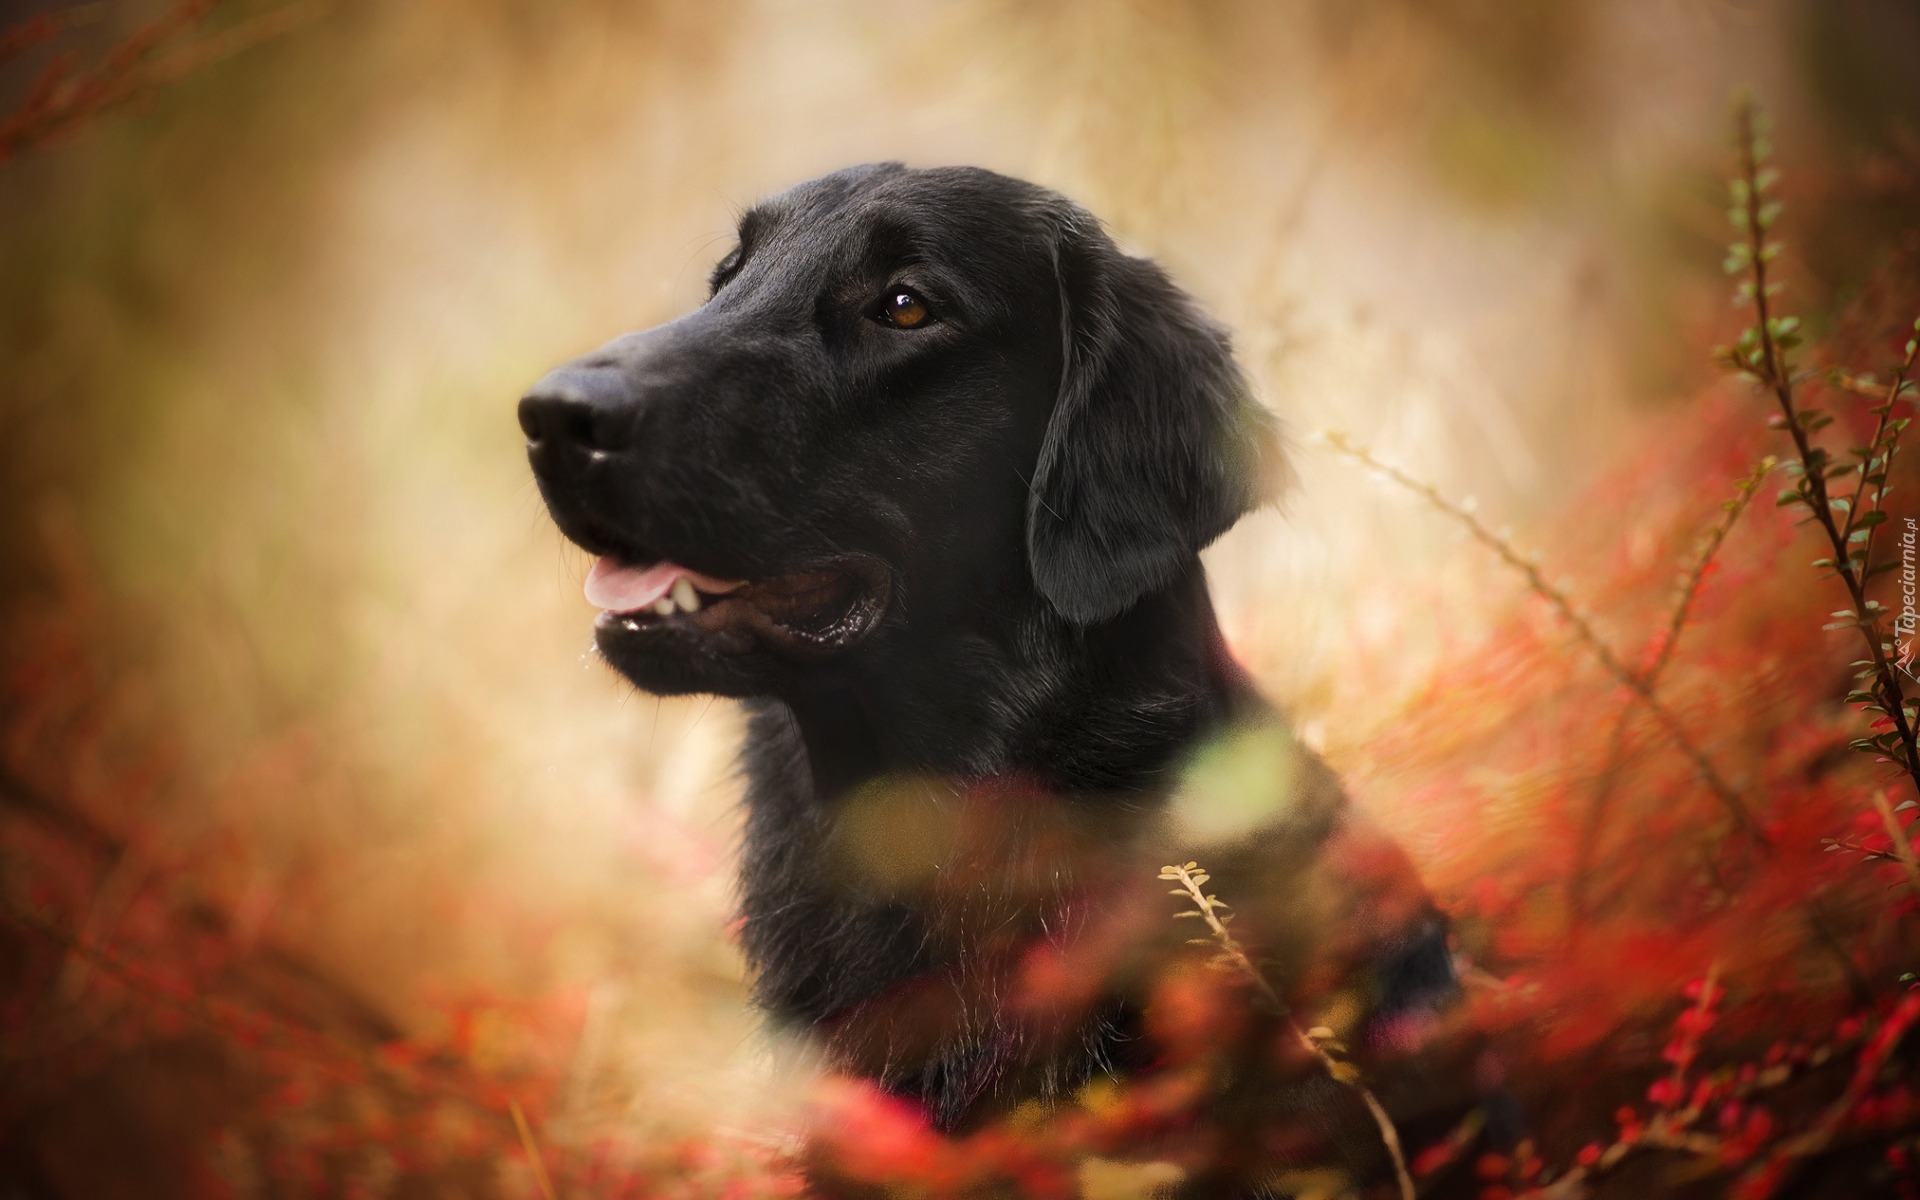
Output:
[1900,517,1919,681]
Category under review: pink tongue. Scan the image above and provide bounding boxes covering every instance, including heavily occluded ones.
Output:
[584,557,744,613]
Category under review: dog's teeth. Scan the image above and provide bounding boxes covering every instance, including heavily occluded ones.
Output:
[672,578,700,613]
[653,597,676,616]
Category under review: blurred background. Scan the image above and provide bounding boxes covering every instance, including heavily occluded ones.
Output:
[3,0,1918,1195]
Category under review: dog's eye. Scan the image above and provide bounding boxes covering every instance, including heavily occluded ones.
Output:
[874,288,933,330]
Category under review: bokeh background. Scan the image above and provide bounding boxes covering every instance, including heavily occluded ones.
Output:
[4,1,1919,1195]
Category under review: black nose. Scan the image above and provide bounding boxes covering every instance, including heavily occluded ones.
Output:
[518,364,636,454]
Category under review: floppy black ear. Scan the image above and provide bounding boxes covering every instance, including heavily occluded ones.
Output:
[1027,206,1288,624]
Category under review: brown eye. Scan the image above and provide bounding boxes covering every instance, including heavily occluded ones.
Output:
[876,288,932,329]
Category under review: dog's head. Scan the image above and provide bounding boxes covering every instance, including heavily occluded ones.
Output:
[520,164,1284,698]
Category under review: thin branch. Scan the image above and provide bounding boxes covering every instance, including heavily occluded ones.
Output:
[1657,962,1719,1114]
[1537,982,1916,1200]
[0,0,216,163]
[1650,458,1775,683]
[1733,992,1920,1199]
[510,1098,562,1200]
[1728,99,1920,803]
[1569,459,1774,924]
[1161,862,1416,1200]
[0,1,319,167]
[1837,351,1919,605]
[137,2,323,89]
[1869,788,1920,897]
[1316,431,1765,842]
[1830,370,1902,399]
[0,13,62,68]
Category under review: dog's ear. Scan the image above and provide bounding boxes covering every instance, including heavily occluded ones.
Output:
[1027,206,1288,624]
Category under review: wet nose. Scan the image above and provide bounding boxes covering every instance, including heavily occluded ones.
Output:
[518,363,636,454]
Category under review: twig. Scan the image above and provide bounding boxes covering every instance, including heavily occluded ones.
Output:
[0,0,318,166]
[0,13,62,68]
[1820,835,1917,867]
[1160,862,1416,1200]
[0,0,215,163]
[0,762,123,858]
[1316,431,1766,842]
[136,2,323,89]
[1658,963,1719,1112]
[1650,460,1775,684]
[1569,460,1774,924]
[1727,99,1920,803]
[1732,992,1920,1199]
[1830,370,1902,399]
[1868,788,1920,897]
[511,1098,562,1200]
[1533,981,1917,1199]
[1837,357,1918,632]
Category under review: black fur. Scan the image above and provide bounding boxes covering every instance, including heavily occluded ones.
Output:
[1030,203,1285,624]
[520,165,1463,1190]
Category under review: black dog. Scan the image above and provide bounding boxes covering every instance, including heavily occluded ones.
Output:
[520,165,1463,1193]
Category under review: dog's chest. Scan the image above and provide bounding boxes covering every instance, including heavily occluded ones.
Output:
[742,762,1161,997]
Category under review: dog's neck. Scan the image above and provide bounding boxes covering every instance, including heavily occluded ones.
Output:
[733,557,1263,1040]
[764,558,1258,803]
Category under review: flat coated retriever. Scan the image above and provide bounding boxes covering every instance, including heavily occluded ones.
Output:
[519,164,1467,1196]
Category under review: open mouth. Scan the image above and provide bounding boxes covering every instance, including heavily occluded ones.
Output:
[585,553,891,658]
